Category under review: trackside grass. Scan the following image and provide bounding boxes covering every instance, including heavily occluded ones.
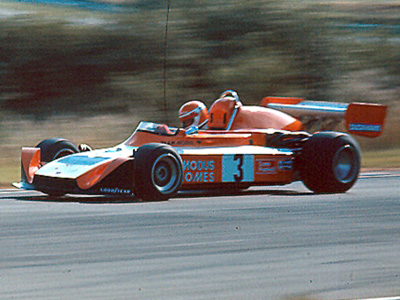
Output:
[362,148,400,169]
[0,165,19,188]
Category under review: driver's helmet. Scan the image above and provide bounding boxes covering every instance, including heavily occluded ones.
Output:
[178,100,208,128]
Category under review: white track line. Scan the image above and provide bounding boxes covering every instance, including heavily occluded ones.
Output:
[0,189,36,194]
[359,171,400,179]
[355,297,400,300]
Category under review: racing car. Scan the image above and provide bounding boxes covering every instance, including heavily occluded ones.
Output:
[14,90,387,200]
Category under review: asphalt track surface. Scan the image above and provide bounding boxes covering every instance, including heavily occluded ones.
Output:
[1,171,400,300]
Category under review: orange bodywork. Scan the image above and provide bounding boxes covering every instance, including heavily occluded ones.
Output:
[261,96,388,138]
[231,106,303,131]
[180,153,294,188]
[260,96,304,106]
[20,128,295,191]
[125,128,267,148]
[76,157,130,190]
[125,126,295,188]
[208,97,303,131]
[208,97,236,129]
[345,103,388,138]
[21,147,41,184]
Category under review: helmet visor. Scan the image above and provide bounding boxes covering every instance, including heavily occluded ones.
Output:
[182,118,194,128]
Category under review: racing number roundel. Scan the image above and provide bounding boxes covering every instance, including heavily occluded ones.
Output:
[222,154,254,182]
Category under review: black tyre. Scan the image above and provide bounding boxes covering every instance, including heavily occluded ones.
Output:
[134,143,183,201]
[299,132,361,193]
[35,138,80,197]
[36,138,80,163]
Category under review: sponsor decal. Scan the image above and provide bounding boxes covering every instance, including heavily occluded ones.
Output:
[279,159,293,171]
[349,123,381,132]
[183,159,215,183]
[184,172,215,183]
[184,160,215,171]
[162,140,195,146]
[100,187,132,195]
[256,159,276,174]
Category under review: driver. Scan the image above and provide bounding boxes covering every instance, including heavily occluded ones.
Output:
[178,100,208,129]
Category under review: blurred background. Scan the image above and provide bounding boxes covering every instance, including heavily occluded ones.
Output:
[1,0,399,185]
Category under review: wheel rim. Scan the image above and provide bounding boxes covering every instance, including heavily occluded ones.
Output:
[333,145,359,183]
[151,153,182,194]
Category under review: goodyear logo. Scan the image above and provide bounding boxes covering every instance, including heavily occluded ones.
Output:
[100,187,132,195]
[183,160,215,183]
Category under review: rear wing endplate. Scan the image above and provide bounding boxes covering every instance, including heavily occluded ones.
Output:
[261,97,388,138]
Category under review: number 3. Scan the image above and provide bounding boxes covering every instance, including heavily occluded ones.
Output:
[222,154,254,183]
[234,154,243,182]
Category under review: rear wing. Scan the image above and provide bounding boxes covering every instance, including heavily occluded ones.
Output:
[261,97,388,138]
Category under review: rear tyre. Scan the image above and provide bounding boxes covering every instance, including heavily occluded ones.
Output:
[36,138,80,163]
[299,132,361,193]
[134,143,183,201]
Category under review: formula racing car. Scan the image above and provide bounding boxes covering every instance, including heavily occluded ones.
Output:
[14,91,387,200]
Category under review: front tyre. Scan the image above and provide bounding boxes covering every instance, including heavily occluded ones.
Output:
[35,138,80,197]
[134,143,183,201]
[299,132,361,193]
[36,138,80,163]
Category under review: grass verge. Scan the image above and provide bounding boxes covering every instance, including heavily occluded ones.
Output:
[0,165,19,189]
[362,148,400,169]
